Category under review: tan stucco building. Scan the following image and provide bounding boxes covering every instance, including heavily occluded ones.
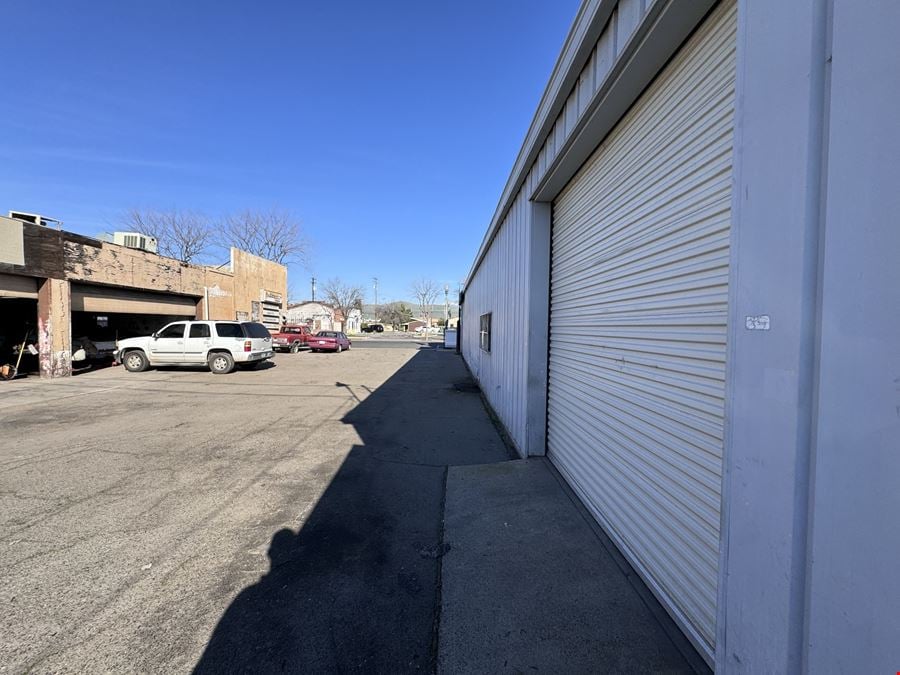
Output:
[0,215,287,378]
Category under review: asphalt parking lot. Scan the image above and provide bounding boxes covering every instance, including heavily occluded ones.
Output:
[0,339,509,673]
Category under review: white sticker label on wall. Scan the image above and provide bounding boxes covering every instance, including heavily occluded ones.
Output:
[745,315,771,331]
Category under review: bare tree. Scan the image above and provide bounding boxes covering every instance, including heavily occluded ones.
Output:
[322,278,363,333]
[121,208,212,263]
[218,208,309,265]
[410,278,440,342]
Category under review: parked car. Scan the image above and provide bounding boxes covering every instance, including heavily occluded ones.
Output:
[272,324,311,353]
[309,331,351,353]
[114,320,274,374]
[361,323,384,333]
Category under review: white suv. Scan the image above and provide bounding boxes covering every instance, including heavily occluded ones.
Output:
[115,320,274,375]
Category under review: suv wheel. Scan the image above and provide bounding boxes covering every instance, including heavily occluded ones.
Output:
[208,351,235,374]
[122,350,148,373]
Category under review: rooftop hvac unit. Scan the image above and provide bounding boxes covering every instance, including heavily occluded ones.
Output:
[8,211,62,228]
[112,231,159,253]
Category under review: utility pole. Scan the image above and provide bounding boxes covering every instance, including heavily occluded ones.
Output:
[311,277,317,302]
[373,277,379,307]
[444,284,450,327]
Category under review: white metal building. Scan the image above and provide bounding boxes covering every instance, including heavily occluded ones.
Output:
[285,301,336,331]
[461,0,899,672]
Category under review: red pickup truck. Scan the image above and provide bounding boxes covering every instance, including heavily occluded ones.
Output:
[272,325,311,353]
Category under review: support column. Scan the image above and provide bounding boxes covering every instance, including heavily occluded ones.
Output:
[524,201,551,456]
[37,278,72,378]
[804,2,900,671]
[718,0,829,671]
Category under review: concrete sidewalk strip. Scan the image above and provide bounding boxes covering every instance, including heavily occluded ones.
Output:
[439,458,694,674]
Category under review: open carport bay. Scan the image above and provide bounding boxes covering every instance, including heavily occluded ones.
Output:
[70,283,201,362]
[71,311,194,342]
[0,297,38,375]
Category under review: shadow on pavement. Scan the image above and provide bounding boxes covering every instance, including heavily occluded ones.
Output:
[193,349,510,673]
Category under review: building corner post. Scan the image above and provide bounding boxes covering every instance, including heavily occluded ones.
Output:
[717,0,829,670]
[37,277,72,378]
[524,201,551,456]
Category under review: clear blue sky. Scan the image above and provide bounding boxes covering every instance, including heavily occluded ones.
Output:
[1,0,579,303]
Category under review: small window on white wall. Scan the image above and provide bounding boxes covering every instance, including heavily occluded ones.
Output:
[479,313,491,352]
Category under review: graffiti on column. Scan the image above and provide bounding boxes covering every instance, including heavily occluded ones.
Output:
[37,316,71,378]
[38,316,52,378]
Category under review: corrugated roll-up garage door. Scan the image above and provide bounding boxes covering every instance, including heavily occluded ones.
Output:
[71,284,198,316]
[547,0,736,661]
[0,273,38,299]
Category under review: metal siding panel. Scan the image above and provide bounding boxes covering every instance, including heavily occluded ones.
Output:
[461,189,531,453]
[553,114,566,159]
[565,89,579,137]
[596,11,617,83]
[578,56,595,116]
[547,1,736,662]
[545,122,556,159]
[617,0,643,53]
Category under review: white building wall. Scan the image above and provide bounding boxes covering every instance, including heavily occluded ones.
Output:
[465,0,664,284]
[720,1,900,672]
[462,187,531,455]
[464,0,899,669]
[285,302,335,330]
[805,4,900,670]
[341,308,362,334]
[521,2,655,196]
[462,0,684,456]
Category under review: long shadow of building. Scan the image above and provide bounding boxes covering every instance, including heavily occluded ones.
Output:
[193,347,511,673]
